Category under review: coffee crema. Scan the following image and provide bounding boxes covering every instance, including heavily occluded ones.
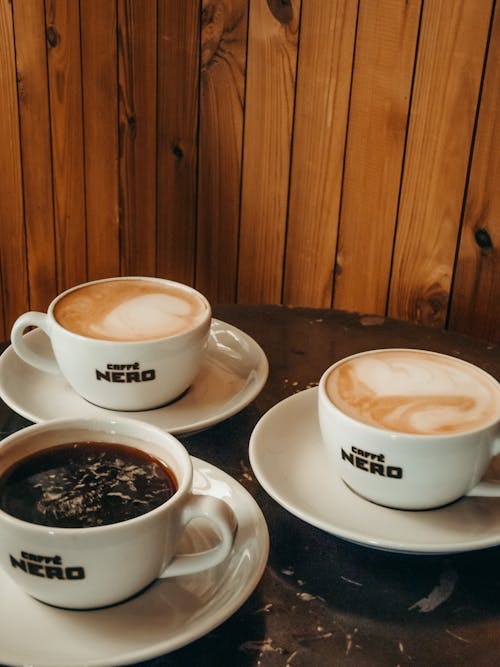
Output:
[0,442,177,528]
[325,349,500,435]
[53,279,208,341]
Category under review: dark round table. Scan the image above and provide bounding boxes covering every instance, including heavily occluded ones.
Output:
[1,305,499,667]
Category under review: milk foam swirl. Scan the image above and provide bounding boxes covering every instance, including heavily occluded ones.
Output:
[54,279,208,341]
[326,350,500,435]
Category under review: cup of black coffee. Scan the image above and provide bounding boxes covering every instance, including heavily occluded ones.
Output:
[10,277,212,410]
[0,418,237,609]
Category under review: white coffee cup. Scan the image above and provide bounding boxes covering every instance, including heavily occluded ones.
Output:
[11,276,212,410]
[0,417,237,609]
[318,349,500,510]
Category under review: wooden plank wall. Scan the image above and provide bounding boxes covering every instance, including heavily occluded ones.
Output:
[0,0,498,344]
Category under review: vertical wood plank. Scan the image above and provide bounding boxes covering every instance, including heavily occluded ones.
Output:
[333,0,421,314]
[388,0,493,329]
[0,0,498,344]
[196,0,248,303]
[449,5,499,344]
[118,0,157,277]
[237,0,300,303]
[81,0,120,280]
[156,0,200,285]
[46,0,87,291]
[13,0,57,312]
[0,0,28,339]
[283,0,357,307]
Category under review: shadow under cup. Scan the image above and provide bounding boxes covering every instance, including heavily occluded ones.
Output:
[317,349,500,511]
[0,418,236,609]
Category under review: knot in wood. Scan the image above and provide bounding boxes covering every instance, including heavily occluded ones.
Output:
[418,286,448,328]
[201,2,225,67]
[268,0,293,24]
[474,228,493,251]
[172,144,184,160]
[46,25,59,48]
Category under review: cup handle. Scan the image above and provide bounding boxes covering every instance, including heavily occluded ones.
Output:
[159,495,238,578]
[467,436,500,498]
[11,312,60,374]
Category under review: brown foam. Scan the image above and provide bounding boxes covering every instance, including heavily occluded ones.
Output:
[54,279,207,341]
[325,350,500,435]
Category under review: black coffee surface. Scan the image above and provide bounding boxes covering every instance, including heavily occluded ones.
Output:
[0,442,177,528]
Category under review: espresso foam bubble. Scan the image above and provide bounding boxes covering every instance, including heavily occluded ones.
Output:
[325,350,500,435]
[53,279,208,341]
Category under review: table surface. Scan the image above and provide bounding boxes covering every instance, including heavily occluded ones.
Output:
[1,304,499,667]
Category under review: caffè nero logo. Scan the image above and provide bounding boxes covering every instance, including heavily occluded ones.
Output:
[341,446,403,479]
[96,362,156,383]
[10,551,85,580]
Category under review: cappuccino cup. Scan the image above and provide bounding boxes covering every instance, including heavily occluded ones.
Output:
[11,277,212,410]
[0,417,237,609]
[318,349,500,510]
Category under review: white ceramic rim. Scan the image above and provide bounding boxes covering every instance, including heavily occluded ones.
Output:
[319,347,500,438]
[47,276,212,345]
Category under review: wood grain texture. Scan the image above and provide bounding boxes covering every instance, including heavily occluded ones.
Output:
[46,0,87,291]
[388,0,493,329]
[81,0,120,280]
[283,0,357,307]
[449,5,500,344]
[196,0,248,303]
[0,1,498,343]
[12,0,57,313]
[0,0,28,339]
[118,0,157,276]
[156,0,200,285]
[237,0,300,303]
[333,0,421,314]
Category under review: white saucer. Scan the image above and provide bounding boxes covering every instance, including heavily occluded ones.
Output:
[249,388,500,555]
[0,319,268,435]
[0,457,269,667]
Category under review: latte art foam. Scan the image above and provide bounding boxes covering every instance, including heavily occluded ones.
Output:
[54,279,208,341]
[326,350,500,435]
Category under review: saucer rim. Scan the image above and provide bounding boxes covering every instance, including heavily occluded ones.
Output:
[249,387,500,555]
[0,456,270,667]
[0,319,269,435]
